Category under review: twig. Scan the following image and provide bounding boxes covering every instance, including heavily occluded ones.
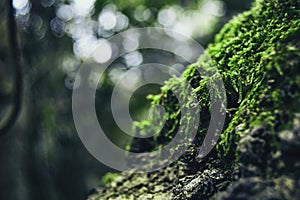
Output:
[0,0,23,135]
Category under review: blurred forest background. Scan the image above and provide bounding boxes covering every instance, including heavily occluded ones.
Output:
[0,0,253,199]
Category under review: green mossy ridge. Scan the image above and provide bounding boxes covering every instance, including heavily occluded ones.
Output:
[89,0,300,199]
[131,0,300,157]
[211,0,300,156]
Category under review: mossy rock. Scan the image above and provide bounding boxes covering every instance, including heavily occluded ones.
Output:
[88,0,300,199]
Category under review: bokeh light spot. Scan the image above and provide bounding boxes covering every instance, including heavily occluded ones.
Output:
[92,40,112,63]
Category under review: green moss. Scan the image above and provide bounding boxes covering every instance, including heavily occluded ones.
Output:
[131,0,300,158]
[90,0,300,199]
[207,0,300,156]
[101,173,120,186]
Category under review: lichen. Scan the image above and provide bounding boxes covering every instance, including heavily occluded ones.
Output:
[88,0,300,199]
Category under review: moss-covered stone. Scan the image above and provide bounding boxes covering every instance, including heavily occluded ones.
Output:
[88,0,300,199]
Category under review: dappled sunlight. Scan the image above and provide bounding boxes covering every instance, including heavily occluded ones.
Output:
[72,0,96,17]
[55,0,226,93]
[13,0,31,15]
[92,39,112,63]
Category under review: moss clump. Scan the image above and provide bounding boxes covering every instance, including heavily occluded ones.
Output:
[101,173,120,186]
[88,0,300,199]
